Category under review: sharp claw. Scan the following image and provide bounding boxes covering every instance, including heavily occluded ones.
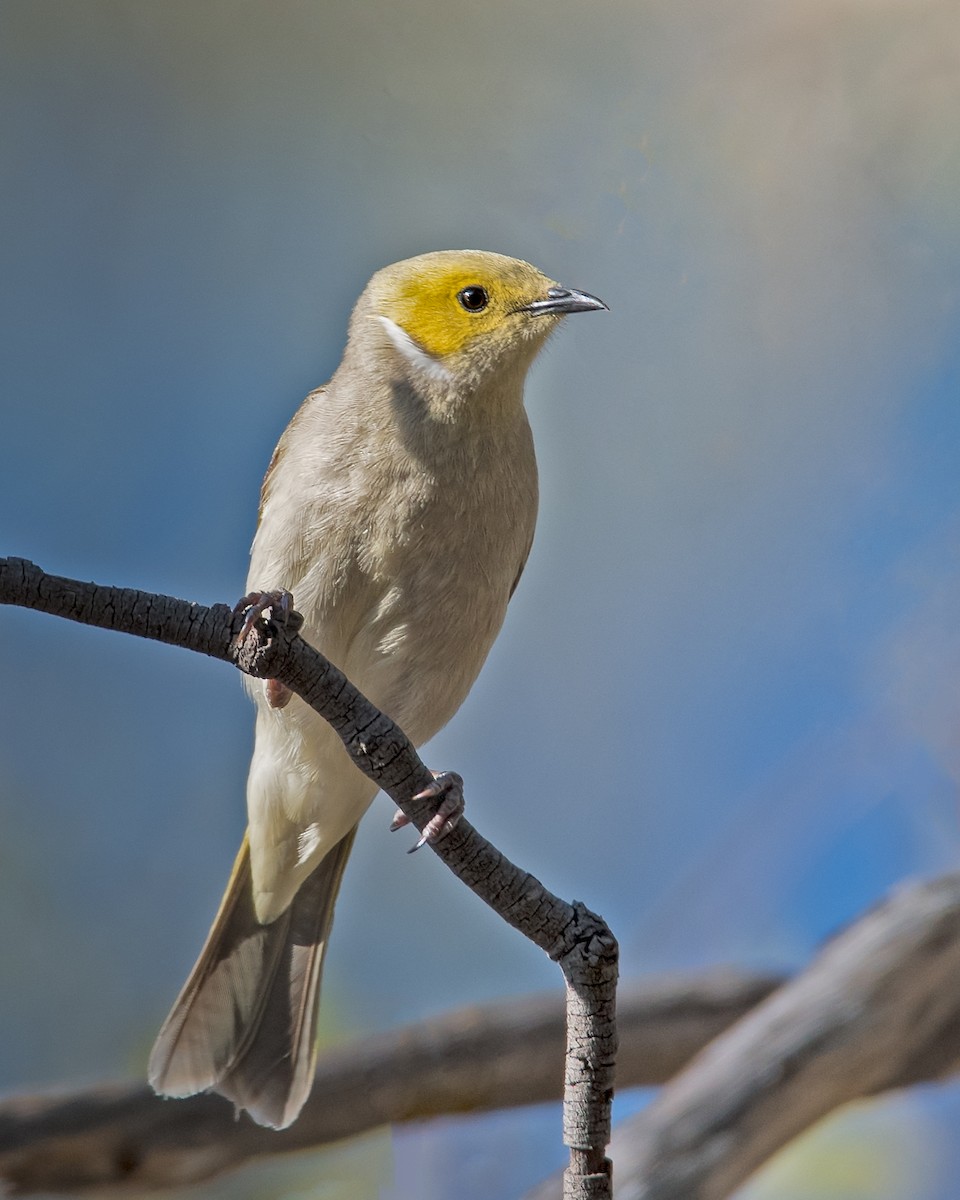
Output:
[238,607,259,643]
[234,589,300,644]
[234,591,300,705]
[402,770,465,851]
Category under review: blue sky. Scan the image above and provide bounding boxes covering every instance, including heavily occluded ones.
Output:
[2,3,960,1197]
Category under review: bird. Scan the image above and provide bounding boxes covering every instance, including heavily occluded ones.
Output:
[148,249,606,1129]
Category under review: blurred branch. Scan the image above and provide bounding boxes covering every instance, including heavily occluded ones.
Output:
[0,971,780,1194]
[8,871,960,1198]
[525,873,960,1200]
[0,558,617,1199]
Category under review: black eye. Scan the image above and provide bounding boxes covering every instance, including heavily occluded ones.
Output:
[457,285,489,313]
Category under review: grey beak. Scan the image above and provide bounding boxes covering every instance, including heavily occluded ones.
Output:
[520,285,609,317]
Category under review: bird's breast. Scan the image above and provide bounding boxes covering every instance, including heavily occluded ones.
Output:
[339,443,536,745]
[250,391,537,749]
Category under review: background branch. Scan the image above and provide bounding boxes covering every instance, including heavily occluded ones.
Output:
[0,971,780,1194]
[7,872,960,1198]
[0,558,618,1199]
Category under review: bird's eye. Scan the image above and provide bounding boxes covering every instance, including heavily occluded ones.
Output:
[457,285,489,313]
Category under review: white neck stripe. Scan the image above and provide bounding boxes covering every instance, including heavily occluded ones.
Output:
[377,316,454,384]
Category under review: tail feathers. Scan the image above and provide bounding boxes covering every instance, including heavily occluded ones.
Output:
[149,827,356,1130]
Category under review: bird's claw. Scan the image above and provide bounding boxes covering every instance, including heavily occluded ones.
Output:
[234,589,300,642]
[234,590,301,708]
[389,808,412,833]
[392,770,465,853]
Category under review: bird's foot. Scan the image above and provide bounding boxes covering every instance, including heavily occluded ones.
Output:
[234,589,302,708]
[235,589,299,640]
[391,770,465,852]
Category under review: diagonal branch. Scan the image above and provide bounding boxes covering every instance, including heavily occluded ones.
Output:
[0,557,618,1200]
[0,971,780,1195]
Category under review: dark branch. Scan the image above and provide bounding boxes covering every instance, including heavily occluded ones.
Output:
[0,558,619,1199]
[525,873,960,1200]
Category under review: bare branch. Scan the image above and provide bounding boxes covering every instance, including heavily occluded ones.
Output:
[0,558,618,1199]
[0,971,780,1195]
[525,873,960,1200]
[23,558,958,1200]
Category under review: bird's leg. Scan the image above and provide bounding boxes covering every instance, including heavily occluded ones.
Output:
[264,678,294,708]
[234,589,301,709]
[391,770,465,852]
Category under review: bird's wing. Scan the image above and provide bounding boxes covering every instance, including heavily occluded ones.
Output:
[256,387,326,530]
[508,531,534,601]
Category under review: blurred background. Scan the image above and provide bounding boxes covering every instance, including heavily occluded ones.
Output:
[2,1,960,1196]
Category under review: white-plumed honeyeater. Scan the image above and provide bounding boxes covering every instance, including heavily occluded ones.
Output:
[148,249,607,1128]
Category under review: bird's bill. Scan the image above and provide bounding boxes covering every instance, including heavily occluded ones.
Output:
[518,286,608,317]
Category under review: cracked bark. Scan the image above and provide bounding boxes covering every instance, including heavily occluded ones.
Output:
[0,557,619,1200]
[524,873,960,1200]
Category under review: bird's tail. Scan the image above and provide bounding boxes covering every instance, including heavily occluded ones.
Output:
[148,826,356,1129]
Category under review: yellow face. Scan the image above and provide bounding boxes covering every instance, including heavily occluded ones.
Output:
[374,250,559,362]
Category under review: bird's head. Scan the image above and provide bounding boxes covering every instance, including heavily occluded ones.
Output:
[349,250,606,406]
